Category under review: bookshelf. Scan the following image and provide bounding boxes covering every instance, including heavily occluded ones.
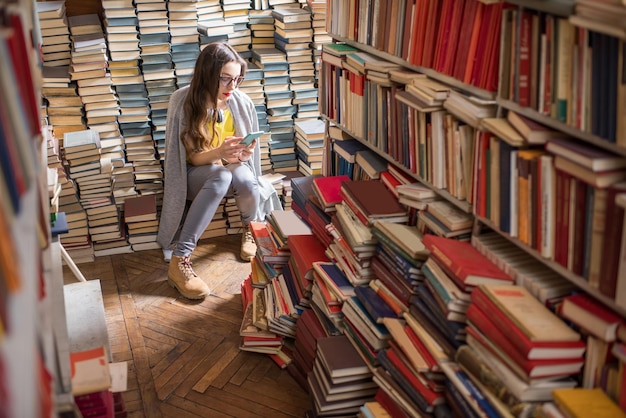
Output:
[321,0,626,414]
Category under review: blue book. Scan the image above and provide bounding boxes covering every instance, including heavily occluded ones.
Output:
[333,139,368,164]
[354,286,396,324]
[313,262,355,300]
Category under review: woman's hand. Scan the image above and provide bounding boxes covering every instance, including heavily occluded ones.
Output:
[237,139,255,163]
[219,136,247,164]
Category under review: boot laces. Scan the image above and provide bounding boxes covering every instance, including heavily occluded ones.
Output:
[178,256,198,279]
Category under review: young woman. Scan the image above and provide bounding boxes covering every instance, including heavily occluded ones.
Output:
[157,42,281,299]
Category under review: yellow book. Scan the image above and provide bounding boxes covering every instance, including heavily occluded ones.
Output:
[552,388,626,418]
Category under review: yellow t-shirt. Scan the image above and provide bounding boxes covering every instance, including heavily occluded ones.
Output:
[209,109,235,149]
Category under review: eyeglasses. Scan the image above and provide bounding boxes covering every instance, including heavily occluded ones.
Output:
[219,75,245,87]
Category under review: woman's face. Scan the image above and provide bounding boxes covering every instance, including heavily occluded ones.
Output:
[217,61,243,102]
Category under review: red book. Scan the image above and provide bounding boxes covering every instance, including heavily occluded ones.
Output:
[560,294,623,342]
[421,0,442,68]
[403,324,439,372]
[384,346,444,406]
[452,0,478,80]
[432,0,455,73]
[599,182,626,298]
[467,305,585,379]
[421,235,513,290]
[401,0,417,61]
[124,194,157,223]
[470,285,585,359]
[468,3,493,86]
[466,321,584,379]
[410,0,430,66]
[312,175,351,212]
[375,387,412,418]
[441,0,466,76]
[288,234,329,292]
[462,1,485,83]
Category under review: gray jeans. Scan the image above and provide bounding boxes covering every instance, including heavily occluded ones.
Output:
[173,162,259,257]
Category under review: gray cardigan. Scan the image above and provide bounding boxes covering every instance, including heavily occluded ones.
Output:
[157,86,282,250]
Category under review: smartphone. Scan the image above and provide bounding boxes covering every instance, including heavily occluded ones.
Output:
[240,131,263,146]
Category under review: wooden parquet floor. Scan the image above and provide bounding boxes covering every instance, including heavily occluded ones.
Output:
[63,235,311,418]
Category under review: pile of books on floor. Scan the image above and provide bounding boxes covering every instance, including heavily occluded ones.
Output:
[307,334,377,416]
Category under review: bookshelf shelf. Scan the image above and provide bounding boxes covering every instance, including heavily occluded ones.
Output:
[505,0,575,17]
[497,98,626,158]
[476,216,626,318]
[321,115,473,214]
[330,35,497,101]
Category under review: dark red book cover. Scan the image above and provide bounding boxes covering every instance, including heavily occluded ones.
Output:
[572,179,588,276]
[555,171,572,268]
[421,0,442,69]
[462,1,485,84]
[599,182,626,297]
[288,234,329,291]
[441,0,466,76]
[370,257,414,304]
[432,0,454,73]
[482,2,505,92]
[452,0,477,80]
[340,180,406,221]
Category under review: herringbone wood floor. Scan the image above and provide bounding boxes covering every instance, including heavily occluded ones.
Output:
[63,235,311,418]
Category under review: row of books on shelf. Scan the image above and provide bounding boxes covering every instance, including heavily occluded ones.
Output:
[236,166,626,417]
[325,1,626,146]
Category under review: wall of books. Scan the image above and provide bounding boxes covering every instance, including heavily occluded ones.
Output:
[38,0,331,261]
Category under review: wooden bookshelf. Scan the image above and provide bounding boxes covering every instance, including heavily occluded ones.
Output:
[505,0,574,17]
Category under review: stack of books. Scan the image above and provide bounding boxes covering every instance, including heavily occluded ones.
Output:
[308,0,331,70]
[238,275,284,355]
[68,14,121,139]
[70,346,116,418]
[310,261,354,334]
[167,0,200,88]
[308,335,376,416]
[456,284,585,415]
[41,65,85,141]
[332,136,368,180]
[289,307,329,391]
[224,196,243,235]
[248,9,274,49]
[294,118,324,176]
[123,194,159,252]
[417,200,473,241]
[195,0,223,48]
[111,159,138,206]
[36,1,71,67]
[102,0,141,64]
[249,220,291,269]
[340,180,409,226]
[223,0,252,59]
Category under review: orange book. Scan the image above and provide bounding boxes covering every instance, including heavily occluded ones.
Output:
[421,0,442,69]
[411,0,430,66]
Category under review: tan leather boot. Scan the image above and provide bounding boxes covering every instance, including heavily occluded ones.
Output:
[167,255,211,299]
[240,227,257,261]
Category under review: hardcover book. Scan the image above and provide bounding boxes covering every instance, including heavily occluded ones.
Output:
[422,235,514,289]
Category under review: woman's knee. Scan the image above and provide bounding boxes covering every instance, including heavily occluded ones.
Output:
[207,168,233,194]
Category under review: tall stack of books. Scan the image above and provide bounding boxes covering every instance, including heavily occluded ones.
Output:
[136,0,173,155]
[251,47,297,172]
[167,0,200,88]
[294,118,324,176]
[308,335,376,416]
[223,0,252,59]
[248,9,274,49]
[307,0,331,77]
[101,0,148,170]
[111,159,137,206]
[36,0,71,67]
[197,4,232,48]
[40,65,85,140]
[68,14,121,141]
[271,6,317,121]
